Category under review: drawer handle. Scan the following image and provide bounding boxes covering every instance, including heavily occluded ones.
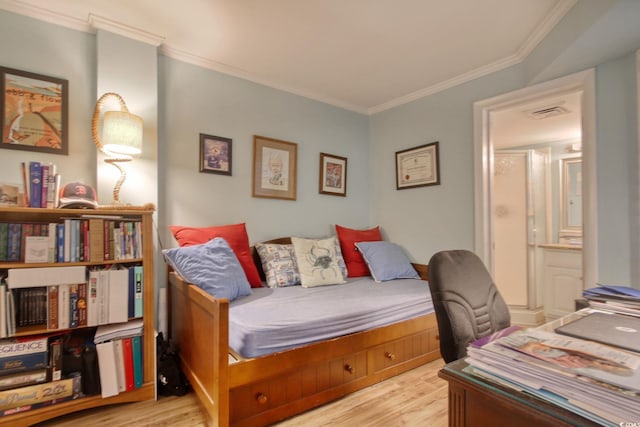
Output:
[255,393,268,405]
[344,364,354,374]
[385,352,396,361]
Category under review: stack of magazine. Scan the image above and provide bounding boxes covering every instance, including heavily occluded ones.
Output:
[464,315,640,426]
[583,285,640,317]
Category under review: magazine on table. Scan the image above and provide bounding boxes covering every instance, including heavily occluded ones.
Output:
[496,329,640,393]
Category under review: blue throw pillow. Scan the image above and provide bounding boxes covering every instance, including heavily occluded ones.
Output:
[355,241,420,282]
[162,237,252,301]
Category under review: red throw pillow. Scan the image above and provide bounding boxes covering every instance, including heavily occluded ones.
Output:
[335,224,383,277]
[169,223,262,287]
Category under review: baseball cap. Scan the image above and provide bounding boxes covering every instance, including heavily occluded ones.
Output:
[58,182,98,209]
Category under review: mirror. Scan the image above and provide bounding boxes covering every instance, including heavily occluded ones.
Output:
[560,157,582,234]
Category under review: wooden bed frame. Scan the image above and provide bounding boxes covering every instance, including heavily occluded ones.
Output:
[168,238,441,427]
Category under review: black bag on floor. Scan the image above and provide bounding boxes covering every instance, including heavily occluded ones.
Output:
[156,332,189,396]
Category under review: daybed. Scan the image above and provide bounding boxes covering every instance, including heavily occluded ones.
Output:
[167,235,441,427]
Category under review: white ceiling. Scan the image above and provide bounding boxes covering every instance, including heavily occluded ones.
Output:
[1,0,582,145]
[1,0,576,115]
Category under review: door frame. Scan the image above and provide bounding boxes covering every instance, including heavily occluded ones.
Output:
[473,69,597,300]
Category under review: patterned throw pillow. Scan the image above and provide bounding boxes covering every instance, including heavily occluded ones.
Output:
[291,236,346,287]
[255,243,301,288]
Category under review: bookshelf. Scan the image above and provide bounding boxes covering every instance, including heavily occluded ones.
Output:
[0,206,155,426]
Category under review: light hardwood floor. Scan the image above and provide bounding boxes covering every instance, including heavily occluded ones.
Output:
[34,358,447,427]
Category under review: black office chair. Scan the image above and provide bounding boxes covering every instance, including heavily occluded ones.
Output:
[427,249,511,363]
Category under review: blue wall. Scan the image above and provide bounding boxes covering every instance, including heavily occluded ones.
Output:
[1,5,639,287]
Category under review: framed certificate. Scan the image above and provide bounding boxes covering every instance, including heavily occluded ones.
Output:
[395,141,440,190]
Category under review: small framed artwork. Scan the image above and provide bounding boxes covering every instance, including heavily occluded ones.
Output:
[396,141,440,190]
[252,135,297,200]
[319,152,347,197]
[0,183,21,206]
[200,133,232,175]
[0,66,69,155]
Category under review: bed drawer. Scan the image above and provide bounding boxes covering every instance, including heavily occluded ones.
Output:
[230,350,367,422]
[370,330,435,373]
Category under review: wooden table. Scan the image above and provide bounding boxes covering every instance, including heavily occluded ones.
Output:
[438,359,601,427]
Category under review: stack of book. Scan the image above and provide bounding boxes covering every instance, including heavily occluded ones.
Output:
[464,316,640,425]
[583,284,640,317]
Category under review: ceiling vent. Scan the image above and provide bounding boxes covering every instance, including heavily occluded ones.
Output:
[525,104,570,120]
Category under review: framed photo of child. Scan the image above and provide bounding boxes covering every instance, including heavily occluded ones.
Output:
[200,133,232,176]
[252,135,297,200]
[319,152,347,197]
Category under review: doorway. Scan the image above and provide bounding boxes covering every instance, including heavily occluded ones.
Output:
[473,70,597,325]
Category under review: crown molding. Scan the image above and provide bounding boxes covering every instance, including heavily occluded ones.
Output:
[0,0,90,32]
[89,14,164,47]
[368,0,577,115]
[1,0,577,116]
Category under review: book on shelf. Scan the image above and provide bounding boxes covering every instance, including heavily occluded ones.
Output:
[132,334,143,388]
[0,223,8,262]
[113,339,126,393]
[87,271,99,327]
[40,164,49,209]
[134,265,143,317]
[0,281,6,338]
[58,284,70,330]
[77,282,87,327]
[47,285,58,330]
[122,337,135,391]
[24,235,49,263]
[69,284,79,328]
[28,161,41,209]
[7,223,21,262]
[48,335,63,382]
[7,265,86,289]
[96,340,119,398]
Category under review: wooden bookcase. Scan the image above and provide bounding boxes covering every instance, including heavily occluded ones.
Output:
[0,206,155,426]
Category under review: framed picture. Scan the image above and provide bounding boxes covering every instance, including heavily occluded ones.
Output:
[0,183,21,206]
[200,133,232,175]
[252,135,297,200]
[396,141,440,190]
[0,67,68,155]
[319,152,347,197]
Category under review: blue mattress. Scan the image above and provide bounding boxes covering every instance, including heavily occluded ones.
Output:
[228,276,434,358]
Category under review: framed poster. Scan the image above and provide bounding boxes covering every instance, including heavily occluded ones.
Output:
[199,133,232,175]
[396,141,440,190]
[319,152,347,196]
[0,67,68,155]
[252,135,297,200]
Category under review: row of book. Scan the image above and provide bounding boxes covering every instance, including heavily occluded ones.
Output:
[464,313,640,425]
[95,321,145,398]
[0,265,144,338]
[23,161,61,209]
[0,216,143,263]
